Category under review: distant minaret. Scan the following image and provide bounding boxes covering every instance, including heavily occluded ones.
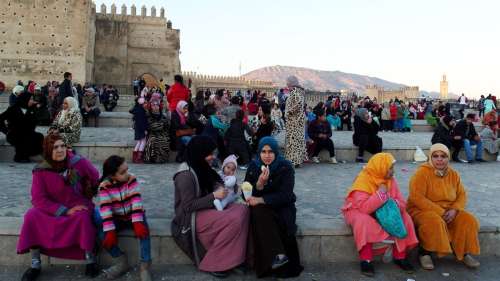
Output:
[440,74,448,100]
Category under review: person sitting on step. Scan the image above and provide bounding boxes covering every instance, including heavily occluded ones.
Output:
[307,108,337,164]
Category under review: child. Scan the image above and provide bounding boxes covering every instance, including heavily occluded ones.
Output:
[95,155,152,281]
[129,97,148,163]
[271,103,284,131]
[213,155,241,211]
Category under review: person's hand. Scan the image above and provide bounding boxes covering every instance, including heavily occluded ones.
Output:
[28,100,36,107]
[454,136,462,140]
[257,166,270,190]
[443,209,458,223]
[67,205,88,216]
[378,184,388,194]
[213,188,229,199]
[474,135,480,142]
[246,196,265,206]
[133,222,149,239]
[102,230,117,249]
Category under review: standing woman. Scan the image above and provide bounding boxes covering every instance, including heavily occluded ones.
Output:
[17,133,100,280]
[284,76,306,168]
[49,97,82,149]
[244,137,304,278]
[407,143,480,270]
[143,101,170,163]
[172,136,249,278]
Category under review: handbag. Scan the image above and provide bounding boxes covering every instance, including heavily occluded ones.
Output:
[375,198,408,238]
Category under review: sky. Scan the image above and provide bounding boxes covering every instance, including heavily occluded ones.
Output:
[93,0,500,97]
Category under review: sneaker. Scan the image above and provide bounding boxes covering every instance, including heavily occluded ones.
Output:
[330,157,338,164]
[209,271,229,278]
[312,157,320,164]
[394,258,415,274]
[85,263,100,278]
[360,260,375,277]
[467,160,475,164]
[458,158,469,163]
[21,268,41,281]
[462,254,480,269]
[271,255,289,269]
[419,254,435,270]
[475,158,487,163]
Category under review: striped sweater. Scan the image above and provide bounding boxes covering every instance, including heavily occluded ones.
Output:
[97,175,145,232]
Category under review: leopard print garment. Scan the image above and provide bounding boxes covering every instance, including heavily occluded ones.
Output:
[284,87,306,166]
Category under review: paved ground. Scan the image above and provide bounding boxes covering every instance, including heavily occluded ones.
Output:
[0,256,496,281]
[1,160,500,228]
[0,126,435,149]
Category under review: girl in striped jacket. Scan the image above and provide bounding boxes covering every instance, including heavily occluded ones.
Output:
[94,155,152,281]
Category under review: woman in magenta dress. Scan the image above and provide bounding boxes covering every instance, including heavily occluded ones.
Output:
[172,135,250,279]
[17,133,100,281]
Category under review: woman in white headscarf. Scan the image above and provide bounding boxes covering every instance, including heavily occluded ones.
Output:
[49,97,82,148]
[284,76,306,167]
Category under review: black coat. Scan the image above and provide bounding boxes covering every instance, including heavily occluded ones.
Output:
[431,122,454,148]
[244,161,297,235]
[0,103,37,137]
[352,116,379,146]
[58,79,73,105]
[453,119,478,140]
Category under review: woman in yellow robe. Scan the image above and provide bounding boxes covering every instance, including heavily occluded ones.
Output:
[407,143,480,270]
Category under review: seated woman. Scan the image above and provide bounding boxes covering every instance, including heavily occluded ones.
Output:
[170,100,195,162]
[144,101,170,163]
[407,143,480,270]
[307,108,337,164]
[224,109,254,167]
[17,133,100,281]
[81,88,101,127]
[480,121,500,161]
[431,116,463,162]
[353,108,383,163]
[342,153,418,277]
[49,97,82,149]
[32,85,51,126]
[172,136,249,279]
[244,137,304,278]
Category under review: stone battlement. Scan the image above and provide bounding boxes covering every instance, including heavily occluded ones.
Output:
[94,3,173,27]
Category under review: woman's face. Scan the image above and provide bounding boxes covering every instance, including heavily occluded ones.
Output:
[385,164,395,179]
[182,105,188,115]
[260,145,275,165]
[63,100,69,110]
[431,151,449,170]
[51,140,67,162]
[112,162,130,183]
[205,152,216,165]
[152,104,160,113]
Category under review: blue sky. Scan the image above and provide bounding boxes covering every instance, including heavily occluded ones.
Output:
[94,0,500,97]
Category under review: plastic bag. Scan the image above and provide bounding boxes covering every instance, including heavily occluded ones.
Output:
[414,146,427,162]
[375,199,408,239]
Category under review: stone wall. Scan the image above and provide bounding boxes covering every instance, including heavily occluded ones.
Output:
[93,5,180,88]
[183,72,278,96]
[365,85,419,102]
[0,0,95,86]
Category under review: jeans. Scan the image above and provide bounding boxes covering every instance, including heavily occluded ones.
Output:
[93,208,152,262]
[463,139,483,161]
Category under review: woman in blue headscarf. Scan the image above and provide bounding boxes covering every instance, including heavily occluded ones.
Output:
[244,136,303,278]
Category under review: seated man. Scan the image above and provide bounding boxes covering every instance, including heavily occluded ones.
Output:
[353,108,383,163]
[453,113,485,163]
[307,108,337,164]
[81,87,101,127]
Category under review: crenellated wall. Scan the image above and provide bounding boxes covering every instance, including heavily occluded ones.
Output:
[93,4,180,87]
[365,85,419,102]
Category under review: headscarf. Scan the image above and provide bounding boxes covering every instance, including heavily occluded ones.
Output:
[186,136,223,196]
[348,153,396,195]
[355,107,369,122]
[286,75,300,88]
[176,100,188,125]
[40,133,68,172]
[428,143,450,177]
[253,136,291,174]
[58,96,79,123]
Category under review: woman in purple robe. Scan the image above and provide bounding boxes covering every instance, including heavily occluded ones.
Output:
[17,133,100,281]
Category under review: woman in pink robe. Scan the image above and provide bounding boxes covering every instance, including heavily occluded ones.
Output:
[342,153,418,277]
[17,133,100,281]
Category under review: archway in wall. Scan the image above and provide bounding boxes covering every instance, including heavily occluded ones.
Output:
[141,73,160,88]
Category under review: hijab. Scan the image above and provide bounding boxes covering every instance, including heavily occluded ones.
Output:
[40,133,68,172]
[176,100,188,125]
[355,108,369,122]
[286,75,301,88]
[58,96,79,123]
[348,153,395,195]
[428,143,450,177]
[186,136,223,196]
[253,136,290,174]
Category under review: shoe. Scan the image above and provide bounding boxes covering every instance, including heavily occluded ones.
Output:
[140,262,153,281]
[419,254,434,270]
[85,263,100,278]
[356,157,365,163]
[330,157,338,164]
[360,260,375,277]
[294,164,302,168]
[232,263,248,275]
[21,268,41,281]
[462,254,480,269]
[209,271,229,278]
[475,158,487,163]
[394,258,415,274]
[452,157,460,162]
[496,155,500,162]
[103,254,129,279]
[132,151,139,164]
[271,255,289,269]
[467,160,475,164]
[458,158,468,163]
[14,156,31,163]
[312,157,320,164]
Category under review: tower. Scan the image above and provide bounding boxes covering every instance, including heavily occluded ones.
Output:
[440,74,448,100]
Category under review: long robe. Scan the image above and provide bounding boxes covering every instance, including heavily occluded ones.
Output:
[284,87,306,166]
[17,154,99,260]
[407,163,480,260]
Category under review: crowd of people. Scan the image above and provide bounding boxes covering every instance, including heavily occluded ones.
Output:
[0,74,497,280]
